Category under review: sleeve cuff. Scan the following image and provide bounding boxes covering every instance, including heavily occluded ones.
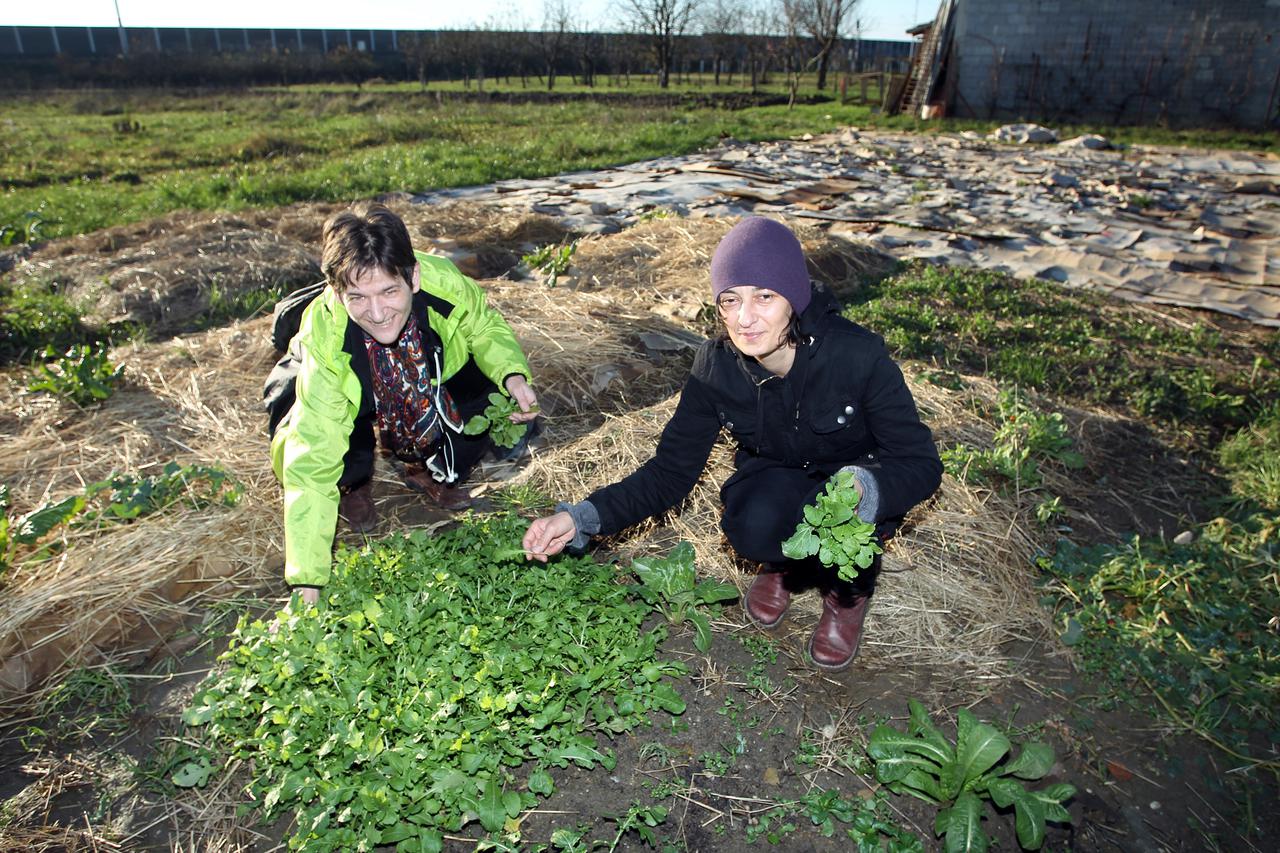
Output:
[556,500,601,553]
[839,466,881,524]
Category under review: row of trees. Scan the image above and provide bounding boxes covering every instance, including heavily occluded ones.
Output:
[524,0,869,91]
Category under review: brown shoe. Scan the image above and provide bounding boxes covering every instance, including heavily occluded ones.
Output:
[808,592,870,671]
[399,464,472,511]
[745,567,791,628]
[338,481,377,533]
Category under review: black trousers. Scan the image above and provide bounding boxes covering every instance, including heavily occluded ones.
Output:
[719,457,879,598]
[337,358,497,491]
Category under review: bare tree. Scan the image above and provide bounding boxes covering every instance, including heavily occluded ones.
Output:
[529,0,575,90]
[742,0,780,92]
[620,0,700,88]
[701,0,745,86]
[787,0,857,91]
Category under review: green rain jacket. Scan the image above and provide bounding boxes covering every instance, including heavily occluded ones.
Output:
[270,251,530,587]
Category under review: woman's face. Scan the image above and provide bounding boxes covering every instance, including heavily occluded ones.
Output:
[716,285,795,373]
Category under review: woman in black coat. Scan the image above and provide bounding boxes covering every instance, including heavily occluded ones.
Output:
[523,217,941,670]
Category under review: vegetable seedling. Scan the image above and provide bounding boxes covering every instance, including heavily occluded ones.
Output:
[781,471,882,581]
[464,391,533,448]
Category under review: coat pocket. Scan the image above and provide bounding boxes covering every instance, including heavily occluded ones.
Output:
[717,406,759,451]
[808,399,868,458]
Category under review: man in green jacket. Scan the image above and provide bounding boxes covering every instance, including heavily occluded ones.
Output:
[265,203,537,604]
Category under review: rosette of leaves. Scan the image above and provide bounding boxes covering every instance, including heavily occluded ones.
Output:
[27,343,123,406]
[179,514,688,851]
[780,471,882,581]
[629,541,738,653]
[463,392,528,449]
[867,699,1075,852]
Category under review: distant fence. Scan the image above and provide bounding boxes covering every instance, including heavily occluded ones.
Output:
[0,25,912,67]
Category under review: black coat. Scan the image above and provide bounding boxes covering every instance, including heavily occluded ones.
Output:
[587,287,942,540]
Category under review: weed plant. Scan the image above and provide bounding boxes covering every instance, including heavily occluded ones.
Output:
[27,343,124,406]
[1,462,242,580]
[1041,513,1279,764]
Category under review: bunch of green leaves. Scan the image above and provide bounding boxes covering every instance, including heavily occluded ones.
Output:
[463,392,529,449]
[628,541,738,653]
[780,470,881,581]
[942,389,1084,493]
[0,463,242,580]
[605,802,669,851]
[867,699,1074,852]
[180,513,689,851]
[85,461,243,520]
[1040,510,1280,762]
[0,484,86,578]
[522,241,577,287]
[27,343,124,406]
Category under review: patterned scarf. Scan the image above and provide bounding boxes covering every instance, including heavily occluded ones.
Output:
[363,313,461,463]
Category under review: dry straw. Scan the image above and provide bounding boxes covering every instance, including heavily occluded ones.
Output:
[1,208,1066,714]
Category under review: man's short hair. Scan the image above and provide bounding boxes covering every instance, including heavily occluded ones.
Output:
[321,202,416,293]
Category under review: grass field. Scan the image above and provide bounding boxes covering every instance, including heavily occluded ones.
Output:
[2,82,1274,246]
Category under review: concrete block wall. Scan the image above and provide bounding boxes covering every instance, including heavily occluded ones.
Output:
[946,0,1279,127]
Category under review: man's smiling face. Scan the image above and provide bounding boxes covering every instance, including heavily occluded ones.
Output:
[340,264,419,344]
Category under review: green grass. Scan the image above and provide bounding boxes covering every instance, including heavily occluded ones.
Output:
[847,262,1280,445]
[0,89,877,243]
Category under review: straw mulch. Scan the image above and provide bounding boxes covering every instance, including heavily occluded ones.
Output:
[0,210,1077,710]
[0,320,284,707]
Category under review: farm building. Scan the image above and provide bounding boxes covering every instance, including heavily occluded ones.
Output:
[901,0,1279,127]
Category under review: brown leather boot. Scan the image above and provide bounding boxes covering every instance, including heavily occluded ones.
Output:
[399,464,472,511]
[745,567,791,628]
[338,481,377,533]
[808,591,870,671]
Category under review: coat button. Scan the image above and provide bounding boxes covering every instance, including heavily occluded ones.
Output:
[844,405,854,415]
[837,415,847,425]
[725,422,734,430]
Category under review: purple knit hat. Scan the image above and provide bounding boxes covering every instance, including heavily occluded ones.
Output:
[710,217,811,315]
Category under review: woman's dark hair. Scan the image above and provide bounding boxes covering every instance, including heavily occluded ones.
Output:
[321,202,416,293]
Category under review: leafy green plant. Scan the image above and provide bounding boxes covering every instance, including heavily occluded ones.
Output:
[27,343,124,406]
[85,461,243,519]
[606,802,668,851]
[0,281,91,365]
[781,470,882,581]
[943,389,1083,493]
[0,486,85,578]
[867,699,1074,852]
[0,207,46,246]
[628,541,738,653]
[522,241,577,287]
[463,392,530,448]
[180,513,689,851]
[0,463,242,580]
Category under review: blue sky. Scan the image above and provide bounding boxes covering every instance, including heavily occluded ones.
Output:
[1,1,928,42]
